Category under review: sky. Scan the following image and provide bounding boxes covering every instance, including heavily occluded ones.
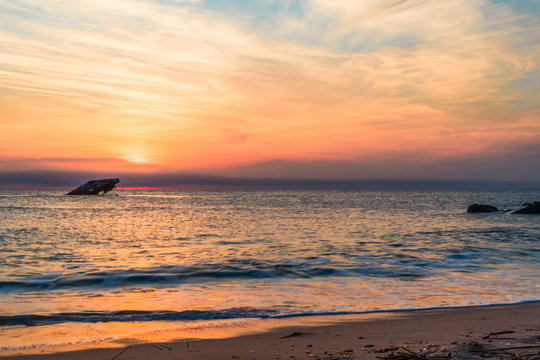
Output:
[1,0,540,186]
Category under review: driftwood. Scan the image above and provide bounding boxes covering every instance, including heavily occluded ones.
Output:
[377,341,540,360]
[67,178,119,195]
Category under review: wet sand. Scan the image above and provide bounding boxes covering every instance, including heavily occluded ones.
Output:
[2,302,540,359]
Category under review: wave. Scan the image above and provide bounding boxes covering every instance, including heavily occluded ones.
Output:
[0,258,439,293]
[0,262,341,293]
[3,300,539,327]
[0,307,280,327]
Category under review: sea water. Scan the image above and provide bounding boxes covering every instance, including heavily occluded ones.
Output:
[1,189,539,349]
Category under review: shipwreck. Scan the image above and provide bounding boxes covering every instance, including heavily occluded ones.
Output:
[67,178,120,195]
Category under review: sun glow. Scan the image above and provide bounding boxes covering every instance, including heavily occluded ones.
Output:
[121,149,152,165]
[125,154,150,164]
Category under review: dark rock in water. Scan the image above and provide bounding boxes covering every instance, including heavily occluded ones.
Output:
[467,204,499,213]
[509,201,540,214]
[67,178,119,195]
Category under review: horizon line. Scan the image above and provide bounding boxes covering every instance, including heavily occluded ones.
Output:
[1,176,539,190]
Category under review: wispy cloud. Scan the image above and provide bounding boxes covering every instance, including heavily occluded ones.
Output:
[0,0,539,179]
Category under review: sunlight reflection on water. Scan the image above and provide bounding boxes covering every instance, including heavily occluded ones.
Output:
[1,189,539,349]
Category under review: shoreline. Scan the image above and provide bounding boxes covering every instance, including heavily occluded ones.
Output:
[2,301,539,359]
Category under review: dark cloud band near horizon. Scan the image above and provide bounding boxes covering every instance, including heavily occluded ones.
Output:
[0,170,539,190]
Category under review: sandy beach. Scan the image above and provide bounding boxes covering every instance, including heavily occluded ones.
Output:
[2,302,539,360]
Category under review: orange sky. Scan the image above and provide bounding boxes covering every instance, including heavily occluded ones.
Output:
[1,0,540,182]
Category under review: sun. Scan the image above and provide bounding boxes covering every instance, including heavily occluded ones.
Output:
[125,154,150,164]
[116,144,157,167]
[119,147,152,165]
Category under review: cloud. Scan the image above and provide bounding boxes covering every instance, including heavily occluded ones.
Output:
[215,140,540,182]
[0,156,142,172]
[0,0,539,180]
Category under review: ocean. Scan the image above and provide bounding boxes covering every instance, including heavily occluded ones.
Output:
[1,189,539,351]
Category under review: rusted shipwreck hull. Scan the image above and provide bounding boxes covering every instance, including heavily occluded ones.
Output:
[67,178,119,195]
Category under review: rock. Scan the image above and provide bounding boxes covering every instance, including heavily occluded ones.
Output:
[509,201,540,214]
[467,204,499,213]
[67,178,119,195]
